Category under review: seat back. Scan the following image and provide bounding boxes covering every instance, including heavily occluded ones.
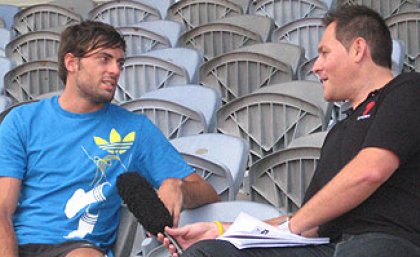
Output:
[249,132,327,212]
[88,0,161,27]
[13,4,82,36]
[4,60,64,103]
[135,20,186,48]
[0,57,13,93]
[249,0,327,27]
[170,133,249,200]
[0,4,20,30]
[200,48,294,104]
[116,56,189,103]
[386,11,420,72]
[6,31,60,65]
[167,0,245,30]
[112,205,139,257]
[118,27,171,57]
[334,0,417,18]
[272,17,325,60]
[49,0,96,19]
[217,81,328,165]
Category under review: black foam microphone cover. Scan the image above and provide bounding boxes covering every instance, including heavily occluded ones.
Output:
[116,171,173,235]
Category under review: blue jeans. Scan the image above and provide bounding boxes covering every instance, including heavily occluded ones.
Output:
[182,233,420,257]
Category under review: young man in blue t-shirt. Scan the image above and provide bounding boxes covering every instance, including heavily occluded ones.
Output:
[0,21,219,257]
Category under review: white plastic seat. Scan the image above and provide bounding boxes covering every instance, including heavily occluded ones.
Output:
[49,0,96,19]
[5,31,61,65]
[88,0,161,27]
[135,20,186,48]
[217,81,329,166]
[200,43,299,104]
[13,4,82,36]
[137,0,173,19]
[297,57,318,81]
[386,11,420,72]
[116,48,202,103]
[167,0,248,30]
[272,17,325,60]
[249,0,328,28]
[4,60,64,103]
[179,15,274,61]
[118,27,171,57]
[145,200,283,257]
[249,132,327,212]
[120,86,220,139]
[170,133,249,200]
[333,0,417,18]
[0,4,20,30]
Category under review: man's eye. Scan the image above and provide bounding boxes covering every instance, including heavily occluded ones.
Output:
[99,56,109,63]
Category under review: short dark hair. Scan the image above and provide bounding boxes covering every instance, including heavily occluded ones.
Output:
[323,5,392,68]
[58,21,126,84]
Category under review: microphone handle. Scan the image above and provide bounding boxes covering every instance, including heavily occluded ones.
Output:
[164,231,184,255]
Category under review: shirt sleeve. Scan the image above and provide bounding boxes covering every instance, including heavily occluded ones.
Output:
[362,81,420,164]
[133,117,194,188]
[0,109,27,179]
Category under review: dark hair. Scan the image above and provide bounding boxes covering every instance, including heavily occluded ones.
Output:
[323,5,392,68]
[58,21,126,84]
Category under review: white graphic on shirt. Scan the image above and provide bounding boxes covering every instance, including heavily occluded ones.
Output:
[63,129,135,240]
[65,207,99,239]
[65,182,111,219]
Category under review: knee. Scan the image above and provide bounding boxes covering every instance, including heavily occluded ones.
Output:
[65,248,104,257]
[183,240,239,257]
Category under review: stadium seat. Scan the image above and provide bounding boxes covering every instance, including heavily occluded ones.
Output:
[179,14,274,61]
[272,17,325,60]
[120,85,220,139]
[167,0,248,30]
[50,0,96,19]
[112,205,140,257]
[200,43,300,104]
[5,31,60,65]
[332,0,418,18]
[217,81,329,166]
[118,27,171,57]
[249,0,328,28]
[13,4,82,36]
[0,28,11,56]
[386,11,420,72]
[4,60,64,103]
[249,131,327,212]
[0,57,12,94]
[116,48,202,103]
[135,20,186,48]
[88,0,161,27]
[170,133,249,200]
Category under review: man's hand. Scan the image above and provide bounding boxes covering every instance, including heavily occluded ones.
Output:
[157,222,221,256]
[157,178,184,227]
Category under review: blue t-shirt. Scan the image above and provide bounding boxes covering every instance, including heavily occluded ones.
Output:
[0,97,193,254]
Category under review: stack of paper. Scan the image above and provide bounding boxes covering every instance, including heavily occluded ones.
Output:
[217,212,329,249]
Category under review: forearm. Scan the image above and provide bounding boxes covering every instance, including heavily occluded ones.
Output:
[180,178,219,209]
[0,215,18,257]
[290,148,399,235]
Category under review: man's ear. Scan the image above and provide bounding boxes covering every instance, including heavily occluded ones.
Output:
[64,53,78,73]
[351,37,368,63]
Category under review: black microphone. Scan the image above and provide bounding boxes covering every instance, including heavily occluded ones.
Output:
[116,172,184,254]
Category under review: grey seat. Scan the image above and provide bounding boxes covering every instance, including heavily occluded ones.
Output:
[332,0,418,18]
[120,86,220,139]
[5,31,60,65]
[0,28,11,53]
[145,200,283,257]
[217,81,329,166]
[4,60,64,103]
[88,0,161,27]
[170,133,249,200]
[386,11,420,72]
[249,0,328,28]
[112,205,140,257]
[49,0,96,19]
[200,43,299,104]
[116,48,202,103]
[0,57,13,94]
[135,20,186,48]
[249,132,327,212]
[179,14,274,61]
[272,17,325,60]
[167,0,249,30]
[13,4,82,36]
[118,27,171,57]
